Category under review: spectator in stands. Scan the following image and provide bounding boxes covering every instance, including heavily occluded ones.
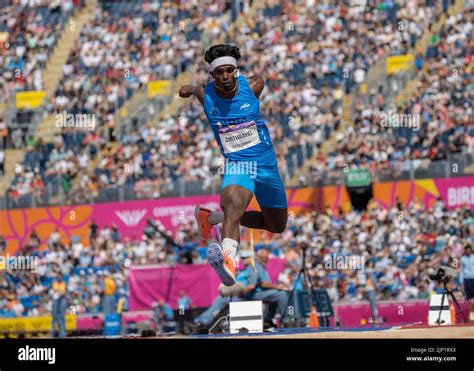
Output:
[102,271,117,315]
[0,120,7,149]
[50,273,67,338]
[0,148,4,176]
[89,219,98,245]
[362,260,379,323]
[194,248,287,330]
[0,235,6,253]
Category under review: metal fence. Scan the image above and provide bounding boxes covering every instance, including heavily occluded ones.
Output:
[1,150,472,210]
[299,151,474,187]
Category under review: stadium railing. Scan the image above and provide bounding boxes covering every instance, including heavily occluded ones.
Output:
[0,150,472,210]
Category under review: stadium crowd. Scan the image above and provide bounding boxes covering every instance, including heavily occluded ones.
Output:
[308,9,473,185]
[0,0,472,328]
[0,0,76,102]
[81,0,445,197]
[1,196,472,317]
[3,0,453,206]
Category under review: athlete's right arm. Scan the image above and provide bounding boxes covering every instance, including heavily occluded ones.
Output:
[178,84,204,105]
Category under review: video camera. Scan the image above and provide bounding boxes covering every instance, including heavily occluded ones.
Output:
[429,266,458,283]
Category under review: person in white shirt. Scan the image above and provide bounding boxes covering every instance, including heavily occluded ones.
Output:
[0,149,4,175]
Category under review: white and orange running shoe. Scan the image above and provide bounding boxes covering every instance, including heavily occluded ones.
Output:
[207,243,236,286]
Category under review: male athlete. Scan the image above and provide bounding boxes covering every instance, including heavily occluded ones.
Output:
[179,44,287,286]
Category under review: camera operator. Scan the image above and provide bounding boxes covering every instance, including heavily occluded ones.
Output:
[194,246,287,331]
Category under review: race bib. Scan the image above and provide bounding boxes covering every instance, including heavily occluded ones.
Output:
[218,121,261,154]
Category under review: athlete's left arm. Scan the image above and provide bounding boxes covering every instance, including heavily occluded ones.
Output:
[248,75,265,99]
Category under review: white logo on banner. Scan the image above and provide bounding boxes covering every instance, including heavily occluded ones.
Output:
[115,209,147,227]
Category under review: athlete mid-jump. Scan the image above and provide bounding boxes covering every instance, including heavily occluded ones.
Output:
[179,44,288,286]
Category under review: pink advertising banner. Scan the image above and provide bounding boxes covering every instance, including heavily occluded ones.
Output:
[0,194,221,255]
[1,188,318,254]
[433,177,474,209]
[128,258,286,310]
[329,300,429,326]
[92,194,221,240]
[372,176,474,211]
[1,178,472,256]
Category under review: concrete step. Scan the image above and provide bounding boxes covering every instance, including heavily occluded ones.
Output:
[34,3,97,145]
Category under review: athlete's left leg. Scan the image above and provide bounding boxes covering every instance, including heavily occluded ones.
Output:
[240,207,287,233]
[196,205,287,235]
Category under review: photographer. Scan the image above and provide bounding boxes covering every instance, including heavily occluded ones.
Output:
[151,299,176,334]
[251,245,288,326]
[460,244,474,320]
[193,250,260,329]
[50,273,67,338]
[194,247,287,330]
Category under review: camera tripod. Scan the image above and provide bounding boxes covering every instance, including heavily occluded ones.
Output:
[283,245,327,326]
[435,278,466,324]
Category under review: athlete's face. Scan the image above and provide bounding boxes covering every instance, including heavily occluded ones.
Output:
[212,64,237,91]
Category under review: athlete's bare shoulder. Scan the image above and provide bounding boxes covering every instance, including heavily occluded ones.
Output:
[248,75,264,98]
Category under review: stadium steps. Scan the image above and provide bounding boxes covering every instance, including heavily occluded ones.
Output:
[449,0,465,15]
[148,70,192,124]
[113,85,149,129]
[285,2,456,187]
[0,149,25,192]
[35,2,97,143]
[394,7,453,107]
[321,94,353,156]
[393,0,467,107]
[285,94,353,187]
[0,5,97,193]
[42,4,96,97]
[221,0,265,43]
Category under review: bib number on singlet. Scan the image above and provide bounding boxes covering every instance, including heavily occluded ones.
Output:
[217,120,261,154]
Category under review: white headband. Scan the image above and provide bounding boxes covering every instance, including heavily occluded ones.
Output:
[208,56,237,73]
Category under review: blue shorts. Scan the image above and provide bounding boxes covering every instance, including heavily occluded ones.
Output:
[220,149,288,209]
